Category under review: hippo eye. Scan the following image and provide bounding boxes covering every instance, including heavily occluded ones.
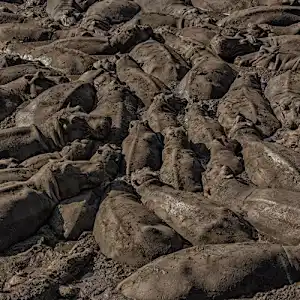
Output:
[150,228,161,235]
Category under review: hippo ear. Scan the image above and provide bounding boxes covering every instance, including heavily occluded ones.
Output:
[36,71,45,79]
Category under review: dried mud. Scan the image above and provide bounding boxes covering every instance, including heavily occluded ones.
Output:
[1,0,300,300]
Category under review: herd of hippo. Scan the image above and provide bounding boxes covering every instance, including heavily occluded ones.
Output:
[3,0,300,299]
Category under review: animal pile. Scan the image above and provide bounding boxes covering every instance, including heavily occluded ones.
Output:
[2,0,300,299]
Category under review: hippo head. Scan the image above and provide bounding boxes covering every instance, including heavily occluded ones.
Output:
[86,115,112,140]
[229,72,261,91]
[60,9,81,27]
[102,178,137,199]
[128,120,148,134]
[162,126,189,148]
[228,115,262,144]
[131,167,161,189]
[91,144,122,179]
[60,139,98,161]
